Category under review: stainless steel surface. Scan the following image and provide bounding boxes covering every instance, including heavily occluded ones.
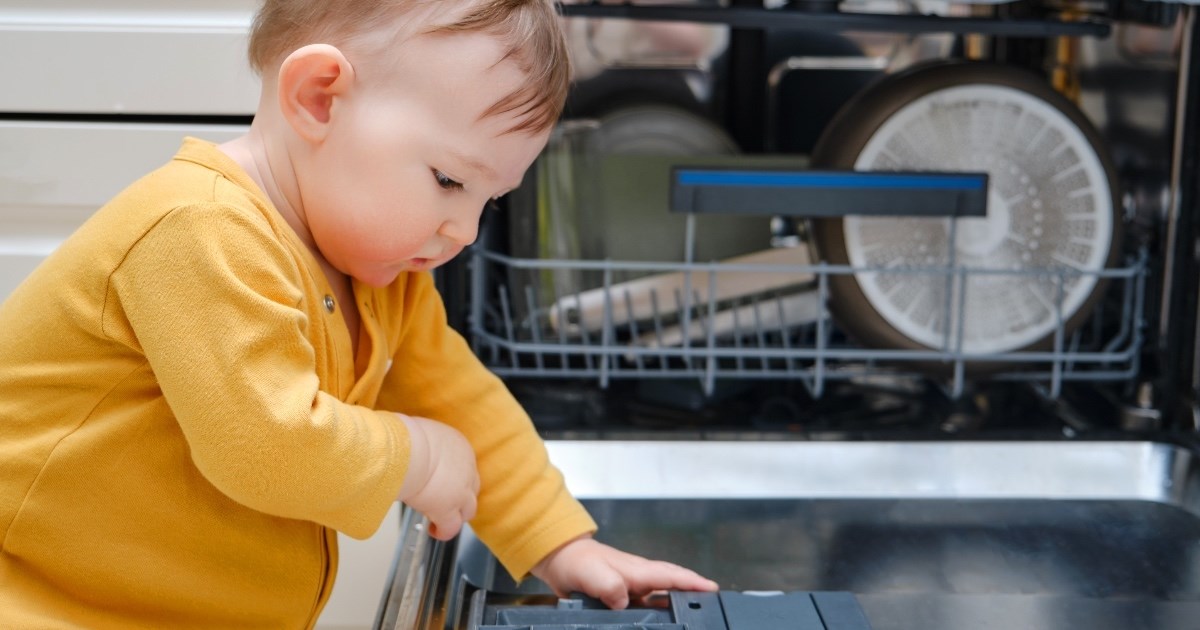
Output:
[545,440,1195,503]
[1185,10,1200,424]
[429,440,1200,630]
[376,509,439,630]
[453,497,1200,629]
[1162,7,1195,348]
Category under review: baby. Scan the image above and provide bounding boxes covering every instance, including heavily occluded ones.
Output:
[0,0,715,627]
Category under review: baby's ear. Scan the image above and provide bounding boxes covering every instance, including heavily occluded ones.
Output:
[276,44,355,142]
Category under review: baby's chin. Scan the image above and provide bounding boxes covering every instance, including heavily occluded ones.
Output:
[356,258,446,286]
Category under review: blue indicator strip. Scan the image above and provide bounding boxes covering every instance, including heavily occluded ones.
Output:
[676,170,986,191]
[670,168,990,218]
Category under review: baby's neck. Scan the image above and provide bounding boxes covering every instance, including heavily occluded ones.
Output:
[219,128,361,351]
[219,126,318,256]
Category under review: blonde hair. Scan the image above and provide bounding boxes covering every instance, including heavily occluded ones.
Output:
[247,0,570,133]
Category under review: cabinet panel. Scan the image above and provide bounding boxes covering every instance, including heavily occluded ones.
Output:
[0,2,257,114]
[0,121,246,299]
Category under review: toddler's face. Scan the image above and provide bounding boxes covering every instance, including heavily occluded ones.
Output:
[300,30,549,287]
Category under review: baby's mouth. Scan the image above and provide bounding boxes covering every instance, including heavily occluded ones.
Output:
[408,257,441,270]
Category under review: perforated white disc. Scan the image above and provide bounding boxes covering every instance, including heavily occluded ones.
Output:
[843,84,1114,353]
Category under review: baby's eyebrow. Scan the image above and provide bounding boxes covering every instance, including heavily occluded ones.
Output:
[446,147,497,180]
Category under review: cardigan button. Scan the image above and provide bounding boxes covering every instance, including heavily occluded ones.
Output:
[323,295,335,313]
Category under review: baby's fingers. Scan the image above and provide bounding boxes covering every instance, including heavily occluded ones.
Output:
[586,565,633,610]
[623,559,719,598]
[426,490,478,541]
[426,511,463,541]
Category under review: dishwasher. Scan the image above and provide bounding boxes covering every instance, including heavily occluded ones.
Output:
[377,1,1200,629]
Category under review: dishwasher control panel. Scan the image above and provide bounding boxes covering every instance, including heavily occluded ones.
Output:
[468,589,872,630]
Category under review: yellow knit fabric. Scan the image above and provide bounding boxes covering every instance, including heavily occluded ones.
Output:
[0,138,596,629]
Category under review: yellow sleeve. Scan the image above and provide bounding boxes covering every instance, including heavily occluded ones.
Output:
[376,272,597,580]
[105,203,409,539]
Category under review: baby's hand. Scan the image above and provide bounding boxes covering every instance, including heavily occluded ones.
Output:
[530,536,719,610]
[396,414,480,541]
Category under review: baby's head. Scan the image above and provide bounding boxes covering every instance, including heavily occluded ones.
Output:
[243,0,569,286]
[248,0,568,133]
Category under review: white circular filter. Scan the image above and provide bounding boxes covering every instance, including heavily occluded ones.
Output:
[844,84,1114,354]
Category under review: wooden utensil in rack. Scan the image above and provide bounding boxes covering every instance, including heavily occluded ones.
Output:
[548,245,814,334]
[635,290,825,349]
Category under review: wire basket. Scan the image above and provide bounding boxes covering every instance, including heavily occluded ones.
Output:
[468,224,1147,400]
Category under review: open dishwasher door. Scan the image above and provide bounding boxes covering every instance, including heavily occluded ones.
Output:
[381,440,1200,630]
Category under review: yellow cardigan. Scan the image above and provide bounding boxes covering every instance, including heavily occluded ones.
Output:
[0,138,596,629]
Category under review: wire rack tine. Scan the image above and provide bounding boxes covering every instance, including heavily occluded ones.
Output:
[600,264,614,388]
[752,295,770,373]
[815,263,829,398]
[549,275,569,368]
[774,293,796,376]
[700,285,718,397]
[624,287,646,372]
[524,284,544,371]
[952,267,968,399]
[498,285,518,369]
[650,289,669,372]
[1051,269,1067,398]
[942,217,960,354]
[573,291,596,372]
[731,296,745,373]
[1103,261,1136,353]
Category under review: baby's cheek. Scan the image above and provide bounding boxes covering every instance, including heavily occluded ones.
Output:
[370,212,439,257]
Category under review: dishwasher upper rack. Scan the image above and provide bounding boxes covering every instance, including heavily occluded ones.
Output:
[467,242,1148,400]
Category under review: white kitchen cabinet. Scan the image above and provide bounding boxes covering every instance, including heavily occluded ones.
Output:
[0,1,258,114]
[0,121,246,299]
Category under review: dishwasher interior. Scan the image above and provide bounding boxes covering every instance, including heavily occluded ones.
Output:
[382,0,1200,628]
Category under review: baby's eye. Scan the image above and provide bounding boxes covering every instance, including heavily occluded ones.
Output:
[432,169,464,191]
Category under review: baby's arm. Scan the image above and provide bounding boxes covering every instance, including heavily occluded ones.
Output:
[395,415,480,541]
[530,535,719,610]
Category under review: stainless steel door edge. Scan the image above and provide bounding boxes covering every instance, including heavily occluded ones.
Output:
[546,440,1198,511]
[375,508,438,630]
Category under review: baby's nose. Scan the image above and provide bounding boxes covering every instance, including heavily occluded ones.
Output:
[439,217,479,247]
